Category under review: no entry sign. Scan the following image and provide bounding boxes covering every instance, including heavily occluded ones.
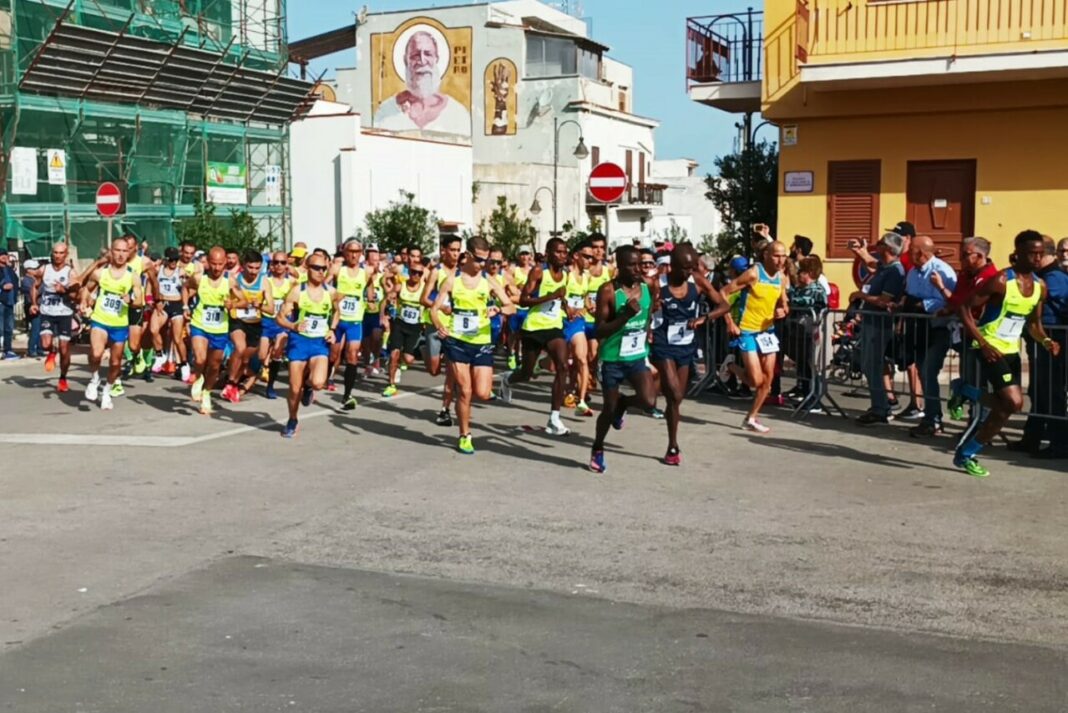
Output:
[588,162,628,204]
[96,182,123,218]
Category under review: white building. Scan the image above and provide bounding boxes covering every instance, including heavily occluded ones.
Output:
[648,159,723,246]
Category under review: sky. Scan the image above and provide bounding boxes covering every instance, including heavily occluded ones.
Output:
[286,0,758,176]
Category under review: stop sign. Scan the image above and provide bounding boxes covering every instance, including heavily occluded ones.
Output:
[588,162,628,204]
[96,182,123,218]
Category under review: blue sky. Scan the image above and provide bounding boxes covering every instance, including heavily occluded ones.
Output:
[287,0,757,176]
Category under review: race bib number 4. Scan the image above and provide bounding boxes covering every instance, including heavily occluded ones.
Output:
[454,310,479,336]
[101,293,124,316]
[755,331,780,354]
[620,330,645,358]
[339,296,361,317]
[667,322,694,346]
[400,305,421,324]
[995,315,1026,342]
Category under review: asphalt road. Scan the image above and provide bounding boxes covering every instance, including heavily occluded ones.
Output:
[1,356,1065,710]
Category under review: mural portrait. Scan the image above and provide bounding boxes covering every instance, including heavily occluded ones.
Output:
[484,58,518,136]
[371,17,472,137]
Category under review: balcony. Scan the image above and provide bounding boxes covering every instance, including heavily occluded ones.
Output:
[686,11,763,113]
[801,0,1068,89]
[621,183,666,208]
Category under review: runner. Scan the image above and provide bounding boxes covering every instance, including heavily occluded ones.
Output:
[79,239,143,410]
[430,236,515,454]
[33,241,81,392]
[149,247,187,378]
[584,232,613,392]
[954,230,1061,477]
[717,240,790,433]
[178,239,201,279]
[650,244,731,465]
[328,238,370,411]
[485,247,514,355]
[500,237,571,436]
[563,240,594,417]
[221,249,271,403]
[588,245,658,473]
[361,243,386,377]
[185,247,247,415]
[118,236,153,391]
[506,245,534,370]
[275,251,336,438]
[261,251,294,400]
[421,235,462,426]
[381,259,426,397]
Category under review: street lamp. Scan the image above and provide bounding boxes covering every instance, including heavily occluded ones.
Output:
[553,117,587,237]
[529,186,555,232]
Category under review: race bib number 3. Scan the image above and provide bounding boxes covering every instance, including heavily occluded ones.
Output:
[755,331,780,354]
[454,310,479,336]
[400,305,421,324]
[620,330,645,358]
[667,322,694,346]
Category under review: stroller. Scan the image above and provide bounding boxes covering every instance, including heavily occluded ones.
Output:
[831,312,864,382]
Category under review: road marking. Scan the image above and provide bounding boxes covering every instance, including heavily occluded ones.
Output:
[0,385,440,448]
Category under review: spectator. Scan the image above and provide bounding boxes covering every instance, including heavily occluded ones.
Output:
[904,236,958,437]
[0,252,18,359]
[1013,235,1068,458]
[783,256,829,411]
[850,220,916,274]
[850,232,907,425]
[945,237,998,419]
[21,259,43,358]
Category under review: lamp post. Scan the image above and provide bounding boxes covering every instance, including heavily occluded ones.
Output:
[552,117,589,238]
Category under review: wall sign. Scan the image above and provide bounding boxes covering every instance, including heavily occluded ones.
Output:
[782,125,798,147]
[784,170,814,193]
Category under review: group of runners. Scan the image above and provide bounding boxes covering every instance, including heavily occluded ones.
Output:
[26,225,1053,477]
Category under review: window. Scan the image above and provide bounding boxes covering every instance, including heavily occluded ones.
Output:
[827,160,881,260]
[591,146,600,166]
[526,35,578,77]
[617,87,629,112]
[578,46,601,79]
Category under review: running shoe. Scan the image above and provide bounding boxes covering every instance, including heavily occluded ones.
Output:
[545,420,570,436]
[57,378,69,393]
[953,452,989,478]
[575,402,594,417]
[100,391,114,411]
[588,450,607,474]
[301,386,314,407]
[507,354,517,370]
[86,378,100,402]
[44,351,57,373]
[457,435,475,455]
[947,405,966,422]
[259,365,270,382]
[400,363,408,371]
[162,361,177,376]
[281,419,299,439]
[647,407,665,419]
[133,352,147,375]
[342,396,357,411]
[143,369,154,383]
[612,411,625,430]
[199,392,214,415]
[663,448,682,466]
[716,355,735,383]
[382,384,398,398]
[2,352,21,360]
[499,371,513,403]
[221,384,240,403]
[563,393,578,409]
[856,410,889,425]
[190,375,204,401]
[325,382,337,392]
[265,386,279,400]
[741,417,770,434]
[435,408,453,427]
[110,381,125,398]
[151,355,166,374]
[180,364,191,382]
[898,404,924,420]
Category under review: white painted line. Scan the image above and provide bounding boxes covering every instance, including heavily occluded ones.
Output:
[589,177,627,188]
[95,195,122,205]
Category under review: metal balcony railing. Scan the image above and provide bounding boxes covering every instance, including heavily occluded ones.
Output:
[686,9,764,86]
[624,183,665,206]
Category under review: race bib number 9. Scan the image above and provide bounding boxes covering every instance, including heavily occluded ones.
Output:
[620,330,645,358]
[755,331,780,354]
[400,305,421,324]
[339,296,361,317]
[101,293,124,315]
[454,310,479,336]
[667,322,694,346]
[303,315,327,337]
[995,315,1026,342]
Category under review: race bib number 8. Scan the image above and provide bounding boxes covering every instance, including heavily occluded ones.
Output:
[339,296,361,317]
[667,322,694,346]
[995,315,1026,342]
[454,310,479,336]
[400,305,421,324]
[620,330,645,358]
[755,331,780,354]
[101,293,124,315]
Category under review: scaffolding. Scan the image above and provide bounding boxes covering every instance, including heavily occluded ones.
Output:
[0,0,311,259]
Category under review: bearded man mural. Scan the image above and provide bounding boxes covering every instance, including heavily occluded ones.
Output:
[374,30,472,135]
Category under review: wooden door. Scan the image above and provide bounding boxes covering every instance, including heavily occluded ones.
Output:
[906,160,975,268]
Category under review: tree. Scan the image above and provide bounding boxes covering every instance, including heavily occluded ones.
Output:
[483,195,536,258]
[176,197,272,254]
[363,190,439,255]
[704,140,778,259]
[654,219,688,246]
[560,216,603,250]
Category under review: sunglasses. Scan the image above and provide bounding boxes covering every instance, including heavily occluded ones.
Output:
[346,248,362,254]
[306,264,328,272]
[410,270,424,277]
[579,253,594,260]
[469,254,487,264]
[270,260,288,265]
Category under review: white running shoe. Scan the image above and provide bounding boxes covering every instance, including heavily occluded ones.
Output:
[180,363,191,382]
[717,354,736,383]
[85,377,100,402]
[100,391,114,411]
[499,371,513,403]
[545,420,570,436]
[151,355,166,373]
[741,417,770,434]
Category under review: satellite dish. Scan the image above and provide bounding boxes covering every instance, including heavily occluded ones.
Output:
[534,88,553,117]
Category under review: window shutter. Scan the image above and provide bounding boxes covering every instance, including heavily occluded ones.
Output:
[827,160,880,260]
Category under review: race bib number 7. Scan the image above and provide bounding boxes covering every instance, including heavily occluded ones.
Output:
[995,315,1026,342]
[755,332,780,354]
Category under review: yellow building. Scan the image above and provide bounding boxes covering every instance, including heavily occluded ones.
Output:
[687,0,1068,288]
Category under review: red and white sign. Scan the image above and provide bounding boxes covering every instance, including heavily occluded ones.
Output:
[588,162,628,204]
[96,182,123,218]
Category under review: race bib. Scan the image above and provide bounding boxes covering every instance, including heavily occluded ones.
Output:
[302,315,328,338]
[620,330,645,358]
[159,280,181,298]
[454,309,479,336]
[42,294,62,308]
[994,314,1026,342]
[567,295,585,310]
[667,321,694,346]
[100,293,124,316]
[538,299,561,319]
[755,331,780,354]
[400,305,421,324]
[201,306,224,326]
[235,306,259,321]
[339,296,361,318]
